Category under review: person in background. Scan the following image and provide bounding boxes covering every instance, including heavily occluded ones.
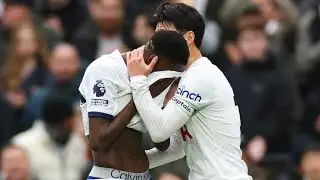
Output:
[226,5,298,178]
[11,96,87,180]
[0,144,31,180]
[158,171,186,180]
[0,22,50,133]
[295,0,320,97]
[0,0,60,68]
[22,43,83,124]
[1,22,50,98]
[220,0,298,55]
[300,145,320,180]
[293,88,320,167]
[132,6,155,47]
[73,0,128,62]
[40,0,88,42]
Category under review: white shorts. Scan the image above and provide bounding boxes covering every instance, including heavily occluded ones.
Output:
[87,166,152,180]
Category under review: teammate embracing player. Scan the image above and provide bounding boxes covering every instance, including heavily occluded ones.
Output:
[127,3,253,180]
[79,31,189,179]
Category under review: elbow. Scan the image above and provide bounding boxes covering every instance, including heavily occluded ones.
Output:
[150,133,168,144]
[154,138,170,152]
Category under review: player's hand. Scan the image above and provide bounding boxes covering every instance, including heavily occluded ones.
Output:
[126,46,158,77]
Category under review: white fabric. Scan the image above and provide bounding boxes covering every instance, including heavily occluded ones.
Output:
[130,57,252,180]
[146,131,185,169]
[11,121,87,180]
[79,50,181,135]
[89,166,151,180]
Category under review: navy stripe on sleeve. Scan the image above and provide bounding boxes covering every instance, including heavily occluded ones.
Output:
[88,112,114,120]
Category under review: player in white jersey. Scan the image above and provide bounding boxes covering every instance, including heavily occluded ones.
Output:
[79,31,190,179]
[125,3,252,180]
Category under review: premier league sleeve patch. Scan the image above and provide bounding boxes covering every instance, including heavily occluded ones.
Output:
[93,80,106,97]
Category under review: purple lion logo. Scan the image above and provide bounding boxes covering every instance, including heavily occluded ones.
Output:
[93,80,106,97]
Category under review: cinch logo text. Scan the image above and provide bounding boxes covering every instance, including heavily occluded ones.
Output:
[176,86,202,102]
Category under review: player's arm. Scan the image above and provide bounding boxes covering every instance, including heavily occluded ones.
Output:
[87,69,175,151]
[130,74,201,143]
[89,101,137,151]
[84,65,132,151]
[152,81,179,151]
[146,131,185,169]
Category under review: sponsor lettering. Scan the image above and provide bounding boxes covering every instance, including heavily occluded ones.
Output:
[176,86,201,102]
[91,99,108,107]
[172,96,192,113]
[111,170,151,180]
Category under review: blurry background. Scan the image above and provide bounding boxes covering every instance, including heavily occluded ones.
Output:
[0,0,319,179]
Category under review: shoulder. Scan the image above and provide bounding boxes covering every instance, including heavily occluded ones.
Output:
[84,54,123,79]
[181,59,217,88]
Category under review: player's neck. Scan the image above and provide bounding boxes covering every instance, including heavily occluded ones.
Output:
[186,47,202,69]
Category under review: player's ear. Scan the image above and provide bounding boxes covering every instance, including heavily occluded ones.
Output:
[183,31,195,47]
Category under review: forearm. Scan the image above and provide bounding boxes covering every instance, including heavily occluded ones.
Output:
[131,76,189,143]
[146,132,185,169]
[99,100,137,148]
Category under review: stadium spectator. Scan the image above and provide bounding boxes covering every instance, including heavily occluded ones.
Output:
[295,0,320,96]
[1,22,50,98]
[226,4,298,161]
[0,0,60,68]
[0,145,31,180]
[300,145,320,180]
[39,0,88,42]
[22,43,83,123]
[73,0,128,62]
[220,0,298,54]
[132,5,155,47]
[11,96,87,180]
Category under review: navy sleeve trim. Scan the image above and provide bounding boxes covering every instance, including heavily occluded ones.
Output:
[88,112,114,120]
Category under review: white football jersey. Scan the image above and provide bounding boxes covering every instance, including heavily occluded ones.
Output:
[79,50,181,135]
[174,57,251,180]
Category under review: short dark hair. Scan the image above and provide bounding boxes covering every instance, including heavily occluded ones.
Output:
[148,30,189,65]
[42,96,74,125]
[152,2,205,48]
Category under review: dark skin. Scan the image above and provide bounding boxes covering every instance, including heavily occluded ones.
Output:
[88,49,182,173]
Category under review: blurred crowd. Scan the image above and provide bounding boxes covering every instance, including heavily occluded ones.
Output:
[0,0,320,179]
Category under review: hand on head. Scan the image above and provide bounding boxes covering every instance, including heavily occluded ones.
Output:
[126,46,158,77]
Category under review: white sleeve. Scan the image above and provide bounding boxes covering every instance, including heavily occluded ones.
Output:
[130,73,207,143]
[80,65,118,120]
[146,132,185,169]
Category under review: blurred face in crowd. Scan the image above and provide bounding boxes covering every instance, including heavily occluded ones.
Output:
[89,0,123,35]
[133,14,154,46]
[301,151,320,180]
[1,146,30,180]
[47,116,74,145]
[15,25,38,58]
[2,4,29,29]
[237,29,268,61]
[159,172,183,180]
[49,44,80,82]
